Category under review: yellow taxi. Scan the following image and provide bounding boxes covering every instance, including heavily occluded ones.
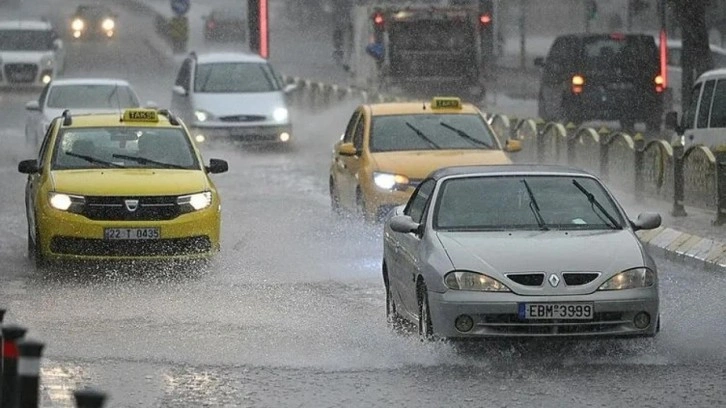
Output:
[329,97,521,221]
[18,108,228,266]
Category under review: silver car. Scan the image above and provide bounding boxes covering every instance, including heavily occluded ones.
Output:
[383,165,662,339]
[0,20,65,88]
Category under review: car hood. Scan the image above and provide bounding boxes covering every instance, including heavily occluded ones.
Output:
[370,150,511,180]
[0,50,54,63]
[50,169,210,196]
[436,229,645,295]
[193,91,285,118]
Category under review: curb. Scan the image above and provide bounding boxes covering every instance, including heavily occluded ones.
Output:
[636,228,726,272]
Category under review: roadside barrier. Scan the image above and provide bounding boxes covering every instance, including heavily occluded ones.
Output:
[0,311,108,408]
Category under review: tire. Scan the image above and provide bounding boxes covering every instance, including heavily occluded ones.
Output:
[385,267,402,330]
[329,178,342,215]
[418,283,434,341]
[31,226,47,269]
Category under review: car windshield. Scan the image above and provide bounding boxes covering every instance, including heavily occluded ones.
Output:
[434,175,624,231]
[76,6,113,19]
[51,127,200,170]
[46,84,139,109]
[0,29,53,51]
[194,62,280,93]
[370,114,497,152]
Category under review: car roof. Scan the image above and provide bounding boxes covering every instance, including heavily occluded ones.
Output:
[0,20,52,30]
[430,164,595,181]
[49,78,132,87]
[369,102,481,116]
[59,111,178,128]
[696,68,726,82]
[194,52,267,64]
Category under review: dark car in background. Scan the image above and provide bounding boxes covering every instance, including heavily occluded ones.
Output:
[203,7,245,43]
[71,4,117,40]
[535,33,664,132]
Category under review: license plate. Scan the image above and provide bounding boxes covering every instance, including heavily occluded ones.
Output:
[104,228,160,240]
[519,303,593,320]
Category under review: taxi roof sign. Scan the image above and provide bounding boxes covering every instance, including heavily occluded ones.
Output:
[431,97,462,110]
[123,109,159,123]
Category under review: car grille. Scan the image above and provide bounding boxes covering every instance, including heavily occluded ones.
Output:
[50,236,212,257]
[506,273,545,286]
[4,63,38,83]
[562,272,600,286]
[82,196,180,221]
[479,312,626,335]
[219,115,267,122]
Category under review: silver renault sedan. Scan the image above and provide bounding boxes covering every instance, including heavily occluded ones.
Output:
[383,165,661,339]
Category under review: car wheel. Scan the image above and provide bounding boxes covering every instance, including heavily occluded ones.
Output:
[32,226,48,269]
[329,178,342,214]
[418,283,434,341]
[385,269,402,330]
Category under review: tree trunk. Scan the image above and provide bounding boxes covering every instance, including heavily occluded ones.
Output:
[673,0,713,110]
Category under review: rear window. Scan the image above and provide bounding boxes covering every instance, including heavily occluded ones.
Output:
[582,35,658,70]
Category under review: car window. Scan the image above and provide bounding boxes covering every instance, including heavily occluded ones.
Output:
[0,29,54,51]
[434,175,623,231]
[405,179,436,224]
[46,85,138,109]
[194,62,281,93]
[370,114,497,152]
[342,110,361,143]
[38,83,50,107]
[352,114,365,149]
[667,46,681,66]
[582,35,657,71]
[175,58,193,89]
[697,80,716,129]
[37,120,56,167]
[682,82,703,129]
[708,80,726,128]
[51,127,199,170]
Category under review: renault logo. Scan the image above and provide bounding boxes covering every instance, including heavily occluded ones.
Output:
[548,274,560,287]
[124,199,139,212]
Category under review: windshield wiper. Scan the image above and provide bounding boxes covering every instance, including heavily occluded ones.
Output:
[112,153,186,169]
[572,179,621,229]
[405,122,441,149]
[439,122,493,148]
[65,152,125,168]
[521,179,548,230]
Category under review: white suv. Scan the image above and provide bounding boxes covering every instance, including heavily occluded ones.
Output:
[666,68,726,148]
[171,52,296,145]
[0,20,65,88]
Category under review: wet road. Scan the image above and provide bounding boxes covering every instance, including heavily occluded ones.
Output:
[0,1,725,407]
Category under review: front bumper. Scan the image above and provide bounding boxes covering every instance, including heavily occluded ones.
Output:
[362,186,413,221]
[428,288,659,338]
[36,204,221,261]
[191,123,292,144]
[0,63,53,88]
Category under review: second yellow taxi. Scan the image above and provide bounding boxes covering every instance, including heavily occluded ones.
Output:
[329,97,521,221]
[18,108,229,266]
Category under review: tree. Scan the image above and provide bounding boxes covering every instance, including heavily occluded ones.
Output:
[669,0,713,109]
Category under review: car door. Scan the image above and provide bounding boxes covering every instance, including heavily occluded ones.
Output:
[337,110,366,210]
[171,57,194,124]
[394,179,436,318]
[687,79,714,146]
[26,121,56,243]
[701,79,726,147]
[331,109,361,210]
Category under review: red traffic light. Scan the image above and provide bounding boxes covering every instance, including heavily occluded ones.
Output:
[373,12,384,25]
[479,13,492,25]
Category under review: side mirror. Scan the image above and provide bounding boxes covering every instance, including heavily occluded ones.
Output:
[534,57,545,67]
[504,139,522,152]
[144,100,158,109]
[283,83,297,93]
[206,158,229,174]
[665,111,681,133]
[25,101,40,111]
[338,142,358,157]
[18,159,39,174]
[631,212,661,231]
[389,215,421,234]
[172,85,188,96]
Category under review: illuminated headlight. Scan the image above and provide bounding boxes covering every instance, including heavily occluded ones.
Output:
[48,192,85,212]
[598,268,655,291]
[71,18,85,31]
[41,74,52,84]
[102,18,115,31]
[177,191,212,211]
[195,134,206,143]
[272,107,289,122]
[444,271,511,292]
[194,110,211,122]
[373,171,409,190]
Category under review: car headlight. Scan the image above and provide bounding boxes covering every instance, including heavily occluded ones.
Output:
[373,172,409,190]
[102,18,115,31]
[71,18,85,31]
[194,110,212,122]
[48,192,85,212]
[444,271,511,292]
[272,107,288,123]
[598,267,655,291]
[177,191,212,212]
